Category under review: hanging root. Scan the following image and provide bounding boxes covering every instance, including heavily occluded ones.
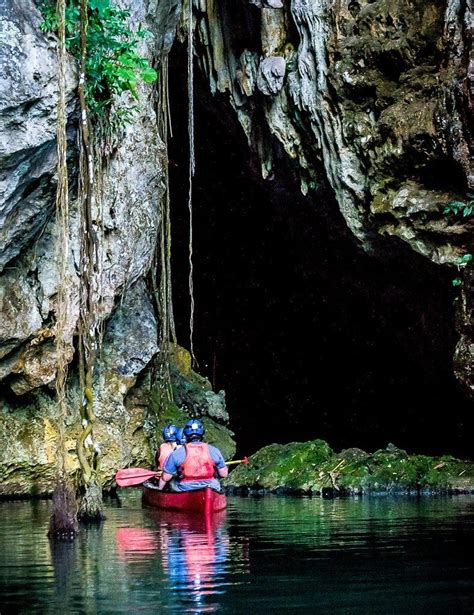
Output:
[48,480,79,539]
[187,0,197,367]
[77,478,105,522]
[49,0,78,539]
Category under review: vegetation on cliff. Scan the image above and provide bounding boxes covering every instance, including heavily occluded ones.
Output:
[40,0,157,124]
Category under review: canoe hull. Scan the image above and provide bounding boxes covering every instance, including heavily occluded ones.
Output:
[142,483,227,514]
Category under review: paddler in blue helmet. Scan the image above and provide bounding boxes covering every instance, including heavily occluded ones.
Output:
[155,424,178,471]
[158,418,228,492]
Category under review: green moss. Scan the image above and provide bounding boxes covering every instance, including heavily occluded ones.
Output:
[225,439,334,491]
[147,393,236,461]
[225,441,474,495]
[203,421,236,461]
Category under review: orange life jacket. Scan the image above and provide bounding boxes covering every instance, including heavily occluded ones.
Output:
[180,443,215,482]
[156,442,175,470]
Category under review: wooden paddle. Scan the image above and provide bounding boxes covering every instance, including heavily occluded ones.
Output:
[115,457,249,487]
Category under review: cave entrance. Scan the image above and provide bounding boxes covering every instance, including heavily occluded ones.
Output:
[167,45,472,458]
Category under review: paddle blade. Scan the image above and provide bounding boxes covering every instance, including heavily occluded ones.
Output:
[242,456,249,465]
[115,468,159,487]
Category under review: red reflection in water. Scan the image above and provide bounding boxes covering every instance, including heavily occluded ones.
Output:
[115,508,249,611]
[116,527,158,561]
[155,510,229,609]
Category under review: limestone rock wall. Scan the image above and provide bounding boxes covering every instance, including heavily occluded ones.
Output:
[191,0,473,396]
[0,0,182,495]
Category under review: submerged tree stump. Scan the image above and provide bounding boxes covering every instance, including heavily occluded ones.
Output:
[78,479,105,522]
[48,481,79,539]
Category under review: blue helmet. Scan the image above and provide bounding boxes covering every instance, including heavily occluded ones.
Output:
[175,427,186,445]
[183,418,205,440]
[162,424,178,442]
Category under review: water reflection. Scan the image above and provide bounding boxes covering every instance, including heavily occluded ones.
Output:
[50,539,76,605]
[0,495,472,613]
[115,510,241,612]
[116,527,159,561]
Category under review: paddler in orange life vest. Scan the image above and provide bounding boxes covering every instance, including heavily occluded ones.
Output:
[158,418,228,492]
[155,424,178,471]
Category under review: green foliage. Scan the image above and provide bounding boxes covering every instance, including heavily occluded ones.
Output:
[40,0,157,124]
[451,253,473,286]
[443,194,474,218]
[456,253,473,266]
[452,253,472,287]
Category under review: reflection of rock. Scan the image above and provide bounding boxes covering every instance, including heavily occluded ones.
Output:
[226,440,474,495]
[257,56,286,96]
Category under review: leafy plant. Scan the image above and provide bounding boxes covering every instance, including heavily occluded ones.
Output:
[40,0,157,124]
[443,194,474,218]
[456,253,473,266]
[452,253,472,287]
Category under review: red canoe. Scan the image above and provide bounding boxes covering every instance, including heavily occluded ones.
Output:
[142,481,227,514]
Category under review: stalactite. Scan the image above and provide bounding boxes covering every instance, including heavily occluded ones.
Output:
[48,0,78,539]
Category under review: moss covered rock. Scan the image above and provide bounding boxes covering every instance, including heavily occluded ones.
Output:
[146,394,236,461]
[225,439,334,492]
[168,345,228,422]
[0,344,235,497]
[146,347,236,462]
[225,441,474,495]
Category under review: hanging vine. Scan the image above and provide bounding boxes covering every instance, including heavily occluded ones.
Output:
[150,54,176,411]
[187,0,197,367]
[75,0,105,521]
[41,0,160,517]
[48,0,78,539]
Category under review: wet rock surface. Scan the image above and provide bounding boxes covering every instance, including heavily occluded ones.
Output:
[0,0,77,270]
[0,0,234,496]
[225,440,474,496]
[193,0,473,393]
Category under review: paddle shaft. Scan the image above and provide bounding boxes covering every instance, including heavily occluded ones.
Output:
[226,457,248,466]
[116,456,248,487]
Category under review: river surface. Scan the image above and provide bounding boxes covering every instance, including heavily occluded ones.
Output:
[0,493,473,613]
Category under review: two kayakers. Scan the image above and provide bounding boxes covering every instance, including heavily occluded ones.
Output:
[158,418,228,493]
[155,424,178,471]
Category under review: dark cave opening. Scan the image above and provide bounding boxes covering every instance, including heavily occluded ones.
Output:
[167,46,472,459]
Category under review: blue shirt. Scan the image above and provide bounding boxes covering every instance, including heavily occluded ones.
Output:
[163,443,226,492]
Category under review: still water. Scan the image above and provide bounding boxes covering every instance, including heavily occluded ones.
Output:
[0,493,473,614]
